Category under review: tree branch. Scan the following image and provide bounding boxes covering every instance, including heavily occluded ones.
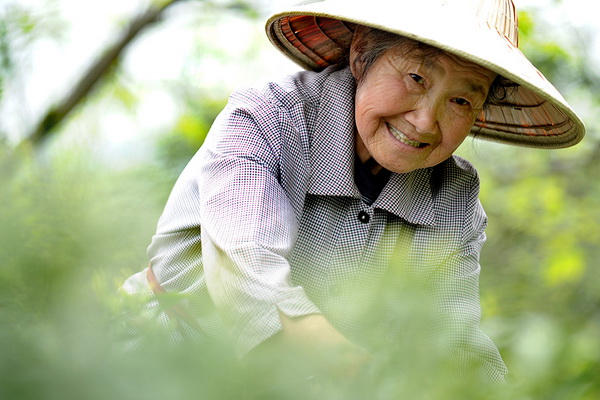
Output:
[20,0,185,149]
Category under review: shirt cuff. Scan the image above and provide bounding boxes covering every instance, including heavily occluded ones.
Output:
[236,289,321,356]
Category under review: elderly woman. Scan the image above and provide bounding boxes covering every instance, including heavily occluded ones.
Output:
[122,0,584,382]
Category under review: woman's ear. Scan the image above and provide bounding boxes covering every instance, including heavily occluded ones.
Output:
[349,25,368,83]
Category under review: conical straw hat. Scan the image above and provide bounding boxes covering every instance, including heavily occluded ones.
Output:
[266,0,585,149]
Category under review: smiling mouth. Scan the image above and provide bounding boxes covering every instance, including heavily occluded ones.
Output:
[387,123,428,148]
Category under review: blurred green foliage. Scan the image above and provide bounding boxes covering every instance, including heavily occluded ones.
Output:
[1,2,599,399]
[156,95,227,174]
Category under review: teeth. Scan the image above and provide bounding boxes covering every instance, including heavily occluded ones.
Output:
[387,123,424,148]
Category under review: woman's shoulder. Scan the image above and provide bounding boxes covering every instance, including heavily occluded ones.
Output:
[445,155,479,178]
[431,155,481,197]
[227,65,351,112]
[435,155,479,179]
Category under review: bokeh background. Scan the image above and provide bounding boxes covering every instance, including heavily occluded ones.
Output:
[1,0,599,398]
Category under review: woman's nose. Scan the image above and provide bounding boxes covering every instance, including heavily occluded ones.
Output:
[405,102,440,134]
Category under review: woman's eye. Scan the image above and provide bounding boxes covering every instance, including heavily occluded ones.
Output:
[452,98,471,107]
[409,73,425,85]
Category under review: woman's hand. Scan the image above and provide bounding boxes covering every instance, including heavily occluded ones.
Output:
[247,312,371,381]
[280,313,370,377]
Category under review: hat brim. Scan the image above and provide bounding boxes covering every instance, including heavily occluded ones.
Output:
[266,2,585,149]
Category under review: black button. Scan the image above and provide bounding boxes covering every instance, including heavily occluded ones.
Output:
[358,211,370,224]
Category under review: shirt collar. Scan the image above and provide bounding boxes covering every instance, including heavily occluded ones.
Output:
[307,66,360,199]
[376,169,436,226]
[307,66,436,227]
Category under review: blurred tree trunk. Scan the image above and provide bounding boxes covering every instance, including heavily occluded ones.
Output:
[19,0,185,149]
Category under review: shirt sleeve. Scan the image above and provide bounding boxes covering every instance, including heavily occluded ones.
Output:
[197,89,320,356]
[429,176,508,381]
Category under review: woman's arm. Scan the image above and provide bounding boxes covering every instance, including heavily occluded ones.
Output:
[198,89,333,356]
[431,195,508,381]
[248,312,371,379]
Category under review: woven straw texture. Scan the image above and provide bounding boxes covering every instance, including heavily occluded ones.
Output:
[266,0,585,148]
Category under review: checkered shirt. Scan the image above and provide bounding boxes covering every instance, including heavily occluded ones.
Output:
[122,65,507,380]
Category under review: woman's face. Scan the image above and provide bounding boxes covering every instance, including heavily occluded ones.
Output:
[353,46,497,174]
